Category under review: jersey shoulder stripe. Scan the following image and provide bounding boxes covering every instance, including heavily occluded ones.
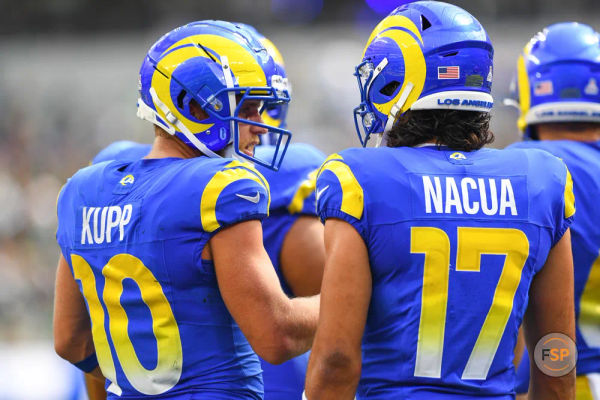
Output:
[288,168,319,214]
[316,153,364,220]
[200,160,270,233]
[564,167,575,219]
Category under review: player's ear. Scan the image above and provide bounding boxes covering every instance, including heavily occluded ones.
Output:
[189,99,209,121]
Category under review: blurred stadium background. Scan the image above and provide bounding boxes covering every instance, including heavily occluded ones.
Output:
[0,0,597,398]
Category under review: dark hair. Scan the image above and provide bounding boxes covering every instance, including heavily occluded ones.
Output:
[386,110,494,151]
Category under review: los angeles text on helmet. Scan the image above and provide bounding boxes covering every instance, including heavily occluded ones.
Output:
[536,110,600,118]
[437,98,494,109]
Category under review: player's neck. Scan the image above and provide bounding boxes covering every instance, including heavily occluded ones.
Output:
[145,128,203,159]
[413,140,438,147]
[537,123,600,142]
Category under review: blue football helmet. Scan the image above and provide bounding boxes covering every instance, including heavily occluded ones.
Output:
[137,20,291,170]
[258,36,290,133]
[237,23,290,142]
[512,22,600,138]
[354,1,494,147]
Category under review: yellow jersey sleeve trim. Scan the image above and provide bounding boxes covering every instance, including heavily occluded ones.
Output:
[288,169,318,214]
[576,376,593,400]
[200,160,270,233]
[317,153,364,220]
[564,167,575,219]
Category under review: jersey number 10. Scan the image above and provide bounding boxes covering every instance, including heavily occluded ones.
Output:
[71,253,183,396]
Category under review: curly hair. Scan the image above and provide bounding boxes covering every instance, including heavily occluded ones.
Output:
[386,110,494,151]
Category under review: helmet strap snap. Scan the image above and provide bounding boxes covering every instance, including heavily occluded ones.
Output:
[149,87,220,158]
[220,56,237,148]
[382,81,415,137]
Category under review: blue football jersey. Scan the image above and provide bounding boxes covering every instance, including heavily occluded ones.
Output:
[254,143,325,400]
[92,141,151,164]
[255,143,326,294]
[316,145,575,399]
[56,156,270,399]
[509,140,600,389]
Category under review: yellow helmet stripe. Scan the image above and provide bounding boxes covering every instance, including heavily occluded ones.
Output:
[261,110,281,129]
[152,34,268,134]
[260,37,285,67]
[174,35,267,87]
[516,53,531,132]
[363,15,423,58]
[372,29,426,115]
[152,45,214,133]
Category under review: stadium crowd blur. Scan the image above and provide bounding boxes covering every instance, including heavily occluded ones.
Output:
[0,0,597,395]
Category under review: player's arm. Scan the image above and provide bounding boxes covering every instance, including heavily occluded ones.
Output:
[84,373,107,400]
[53,254,104,380]
[304,218,371,399]
[280,215,325,296]
[210,219,319,364]
[523,229,575,400]
[514,326,526,368]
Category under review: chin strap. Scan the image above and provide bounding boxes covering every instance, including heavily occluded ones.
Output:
[220,55,238,150]
[377,81,414,147]
[146,87,220,158]
[137,97,175,135]
[383,82,414,134]
[222,143,248,164]
[221,55,249,163]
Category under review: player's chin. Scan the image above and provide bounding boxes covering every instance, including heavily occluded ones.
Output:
[241,145,255,157]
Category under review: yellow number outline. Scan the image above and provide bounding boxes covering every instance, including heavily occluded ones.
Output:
[72,254,182,395]
[412,227,529,380]
[579,252,600,348]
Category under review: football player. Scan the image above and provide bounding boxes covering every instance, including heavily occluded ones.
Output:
[89,25,327,399]
[305,2,575,399]
[53,20,319,399]
[506,22,600,400]
[247,27,326,399]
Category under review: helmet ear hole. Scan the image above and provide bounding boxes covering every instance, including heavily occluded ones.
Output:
[176,90,187,109]
[380,80,401,96]
[421,15,432,31]
[189,99,209,121]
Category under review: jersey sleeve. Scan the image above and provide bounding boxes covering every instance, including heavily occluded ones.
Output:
[199,161,270,234]
[316,153,368,241]
[55,181,70,251]
[552,162,575,246]
[287,168,319,215]
[91,141,151,164]
[55,176,80,263]
[255,144,325,214]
